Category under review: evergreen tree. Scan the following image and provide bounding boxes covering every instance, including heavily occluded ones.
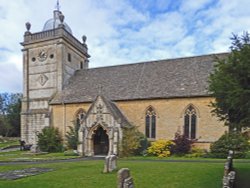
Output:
[65,122,80,150]
[37,127,63,152]
[209,32,250,130]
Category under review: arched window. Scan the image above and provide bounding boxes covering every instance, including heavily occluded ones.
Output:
[75,109,86,128]
[184,105,197,139]
[145,107,156,139]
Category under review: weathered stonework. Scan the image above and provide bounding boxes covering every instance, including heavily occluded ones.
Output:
[52,97,226,151]
[21,10,89,145]
[103,154,118,173]
[77,96,129,156]
[117,168,134,188]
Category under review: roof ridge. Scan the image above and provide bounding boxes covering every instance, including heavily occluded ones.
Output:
[86,52,229,71]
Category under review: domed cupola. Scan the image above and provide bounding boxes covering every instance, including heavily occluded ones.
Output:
[43,10,72,34]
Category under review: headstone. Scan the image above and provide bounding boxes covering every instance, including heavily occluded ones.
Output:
[222,151,236,188]
[117,168,134,188]
[30,144,40,153]
[103,156,109,173]
[228,171,236,184]
[222,176,230,188]
[103,154,117,173]
[124,176,134,188]
[224,161,230,176]
[109,154,117,171]
[227,150,233,170]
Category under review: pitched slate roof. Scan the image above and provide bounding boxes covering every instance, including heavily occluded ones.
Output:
[50,53,228,104]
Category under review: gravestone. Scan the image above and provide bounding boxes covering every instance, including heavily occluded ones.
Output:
[103,154,117,173]
[30,143,40,153]
[117,168,134,188]
[222,150,236,188]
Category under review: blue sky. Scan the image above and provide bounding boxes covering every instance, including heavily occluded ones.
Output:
[0,0,250,93]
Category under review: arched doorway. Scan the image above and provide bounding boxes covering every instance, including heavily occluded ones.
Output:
[93,127,109,155]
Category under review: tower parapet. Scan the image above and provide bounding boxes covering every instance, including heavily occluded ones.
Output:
[22,27,89,58]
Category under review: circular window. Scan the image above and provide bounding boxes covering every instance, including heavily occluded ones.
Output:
[32,57,36,62]
[50,54,54,59]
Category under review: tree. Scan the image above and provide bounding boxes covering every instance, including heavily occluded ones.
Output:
[37,127,63,152]
[0,93,22,137]
[65,122,80,150]
[210,131,249,158]
[121,125,141,157]
[209,32,250,130]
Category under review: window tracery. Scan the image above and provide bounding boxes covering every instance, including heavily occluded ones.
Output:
[145,106,156,139]
[184,105,197,139]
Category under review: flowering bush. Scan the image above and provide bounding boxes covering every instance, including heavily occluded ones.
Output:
[171,132,193,156]
[147,139,175,157]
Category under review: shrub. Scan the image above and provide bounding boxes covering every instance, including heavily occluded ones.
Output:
[210,131,250,158]
[185,147,207,158]
[171,132,193,156]
[65,122,80,150]
[37,127,63,152]
[134,134,149,156]
[121,125,141,157]
[245,150,250,159]
[147,139,174,157]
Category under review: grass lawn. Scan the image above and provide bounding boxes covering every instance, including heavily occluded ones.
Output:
[1,159,249,188]
[0,151,249,188]
[0,150,80,161]
[0,140,19,149]
[235,163,250,188]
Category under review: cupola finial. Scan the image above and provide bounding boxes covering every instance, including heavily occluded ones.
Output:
[55,0,60,11]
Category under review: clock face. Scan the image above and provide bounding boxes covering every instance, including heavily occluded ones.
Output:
[38,50,47,62]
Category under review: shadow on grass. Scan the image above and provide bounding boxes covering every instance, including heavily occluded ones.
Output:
[235,166,250,188]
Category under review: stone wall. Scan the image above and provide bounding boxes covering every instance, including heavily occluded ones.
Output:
[117,97,226,144]
[51,96,227,149]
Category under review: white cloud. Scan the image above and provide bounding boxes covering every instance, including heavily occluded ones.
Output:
[180,0,212,14]
[0,53,22,93]
[0,0,250,92]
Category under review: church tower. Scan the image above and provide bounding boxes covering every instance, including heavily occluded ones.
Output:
[21,6,90,144]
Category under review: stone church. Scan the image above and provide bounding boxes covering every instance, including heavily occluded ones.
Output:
[21,8,228,156]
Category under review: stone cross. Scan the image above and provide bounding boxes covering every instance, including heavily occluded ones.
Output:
[117,168,134,188]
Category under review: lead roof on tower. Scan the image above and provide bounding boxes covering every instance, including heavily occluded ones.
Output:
[42,9,72,34]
